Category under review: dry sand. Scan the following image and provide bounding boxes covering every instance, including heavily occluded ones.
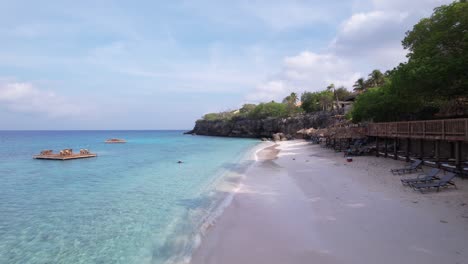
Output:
[191,140,468,264]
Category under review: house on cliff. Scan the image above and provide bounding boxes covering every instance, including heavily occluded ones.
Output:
[336,93,357,114]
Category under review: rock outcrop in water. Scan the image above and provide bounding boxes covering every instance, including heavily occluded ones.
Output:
[186,112,334,139]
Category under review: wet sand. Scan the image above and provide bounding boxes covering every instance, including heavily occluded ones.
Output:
[255,144,280,161]
[191,140,468,264]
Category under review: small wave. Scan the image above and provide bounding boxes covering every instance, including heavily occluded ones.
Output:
[162,142,267,264]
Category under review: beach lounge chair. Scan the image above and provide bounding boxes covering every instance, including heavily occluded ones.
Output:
[80,149,90,155]
[401,168,440,185]
[60,149,72,156]
[40,150,53,155]
[391,159,422,175]
[410,172,457,192]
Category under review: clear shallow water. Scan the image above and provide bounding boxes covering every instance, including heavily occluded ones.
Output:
[0,131,258,264]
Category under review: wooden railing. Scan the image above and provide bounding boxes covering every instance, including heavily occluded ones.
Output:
[367,118,468,141]
[330,127,367,139]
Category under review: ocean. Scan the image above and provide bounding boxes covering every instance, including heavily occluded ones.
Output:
[0,131,259,264]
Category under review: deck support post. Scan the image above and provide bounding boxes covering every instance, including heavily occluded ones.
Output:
[419,139,424,160]
[406,138,411,162]
[393,138,398,160]
[450,142,455,159]
[384,138,388,158]
[455,141,461,170]
[376,137,380,157]
[435,140,440,164]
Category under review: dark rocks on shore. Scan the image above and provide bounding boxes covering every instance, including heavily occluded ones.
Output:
[272,133,289,142]
[186,112,334,139]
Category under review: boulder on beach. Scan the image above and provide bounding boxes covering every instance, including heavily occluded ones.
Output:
[272,133,288,141]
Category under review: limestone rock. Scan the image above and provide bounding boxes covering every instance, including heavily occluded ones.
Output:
[189,112,334,139]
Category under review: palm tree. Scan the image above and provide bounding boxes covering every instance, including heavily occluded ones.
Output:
[353,78,366,93]
[327,83,340,109]
[289,92,298,105]
[318,93,332,111]
[367,69,385,88]
[282,92,298,105]
[282,92,299,114]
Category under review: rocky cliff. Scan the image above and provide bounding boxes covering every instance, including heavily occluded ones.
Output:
[186,112,334,138]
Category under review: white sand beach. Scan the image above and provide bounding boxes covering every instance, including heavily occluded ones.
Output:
[191,140,468,264]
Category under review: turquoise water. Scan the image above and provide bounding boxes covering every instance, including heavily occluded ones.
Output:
[0,131,258,264]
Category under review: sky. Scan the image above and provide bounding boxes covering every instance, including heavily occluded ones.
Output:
[0,0,453,130]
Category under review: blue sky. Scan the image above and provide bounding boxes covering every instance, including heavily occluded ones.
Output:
[0,0,452,129]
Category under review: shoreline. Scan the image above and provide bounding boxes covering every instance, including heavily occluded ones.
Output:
[190,140,468,264]
[169,141,274,264]
[194,140,274,236]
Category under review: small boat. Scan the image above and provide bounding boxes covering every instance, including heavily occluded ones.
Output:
[105,138,126,143]
[33,149,97,160]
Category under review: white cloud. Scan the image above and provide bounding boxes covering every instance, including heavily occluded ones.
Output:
[247,52,360,102]
[0,81,85,118]
[246,0,454,103]
[370,0,451,12]
[330,10,411,69]
[180,0,349,31]
[246,80,287,102]
[282,52,359,86]
[338,11,408,36]
[332,0,452,68]
[239,1,339,30]
[82,41,268,93]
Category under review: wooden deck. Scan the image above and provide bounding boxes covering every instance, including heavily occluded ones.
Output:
[367,118,468,142]
[33,153,97,160]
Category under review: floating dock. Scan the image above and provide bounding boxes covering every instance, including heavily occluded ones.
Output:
[33,149,97,160]
[105,138,126,143]
[34,153,97,160]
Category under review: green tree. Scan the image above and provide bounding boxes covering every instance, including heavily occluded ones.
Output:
[282,92,298,105]
[319,91,334,111]
[301,90,334,113]
[352,78,366,93]
[367,69,385,88]
[326,83,340,109]
[350,0,468,122]
[239,104,256,114]
[335,86,351,100]
[400,0,468,99]
[282,92,299,113]
[202,111,237,121]
[300,92,320,113]
[248,101,289,119]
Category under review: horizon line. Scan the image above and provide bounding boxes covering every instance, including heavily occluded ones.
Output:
[0,129,191,131]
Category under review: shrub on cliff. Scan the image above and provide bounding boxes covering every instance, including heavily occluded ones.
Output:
[201,101,302,121]
[202,111,237,121]
[248,101,291,119]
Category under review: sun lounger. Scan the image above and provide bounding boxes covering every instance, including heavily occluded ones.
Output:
[391,159,423,175]
[410,172,457,192]
[401,168,440,185]
[40,150,53,155]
